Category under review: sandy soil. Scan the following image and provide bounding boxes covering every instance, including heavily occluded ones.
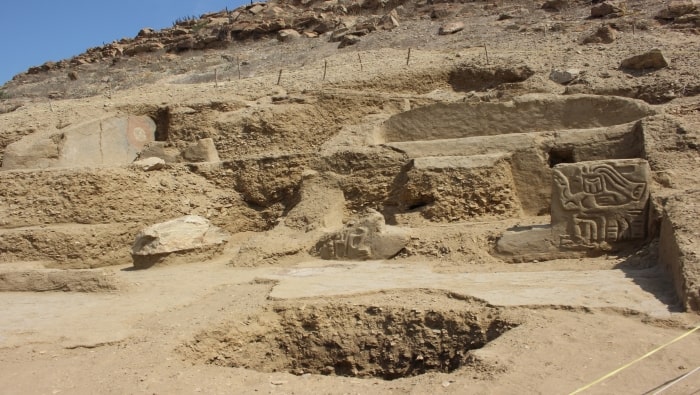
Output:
[0,259,698,394]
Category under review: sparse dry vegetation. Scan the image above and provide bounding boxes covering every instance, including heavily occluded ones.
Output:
[172,15,199,27]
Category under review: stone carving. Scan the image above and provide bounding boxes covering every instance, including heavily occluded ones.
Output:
[551,159,650,249]
[315,209,409,260]
[495,158,651,262]
[321,224,372,259]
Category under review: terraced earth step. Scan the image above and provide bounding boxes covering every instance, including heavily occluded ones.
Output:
[0,223,141,268]
[0,261,119,292]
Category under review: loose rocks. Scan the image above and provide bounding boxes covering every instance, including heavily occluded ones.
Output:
[656,0,698,20]
[549,69,581,84]
[438,22,465,35]
[591,1,626,18]
[542,0,568,12]
[131,215,229,268]
[182,138,221,163]
[620,49,669,70]
[277,29,301,42]
[582,25,617,44]
[132,156,166,171]
[338,34,361,48]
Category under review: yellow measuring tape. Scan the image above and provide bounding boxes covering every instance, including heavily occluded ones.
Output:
[569,323,700,394]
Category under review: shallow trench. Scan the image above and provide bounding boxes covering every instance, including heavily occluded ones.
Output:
[184,301,517,380]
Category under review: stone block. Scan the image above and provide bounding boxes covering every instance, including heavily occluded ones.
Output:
[2,115,156,170]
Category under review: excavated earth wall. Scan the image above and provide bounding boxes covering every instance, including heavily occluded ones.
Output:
[1,89,699,312]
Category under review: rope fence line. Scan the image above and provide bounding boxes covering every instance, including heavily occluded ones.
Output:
[202,46,699,89]
[215,48,474,81]
[568,323,700,395]
[206,46,509,87]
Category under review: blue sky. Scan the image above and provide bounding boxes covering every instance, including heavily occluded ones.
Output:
[0,0,248,85]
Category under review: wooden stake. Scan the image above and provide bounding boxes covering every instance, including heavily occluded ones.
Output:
[483,45,489,64]
[544,24,548,37]
[632,19,636,35]
[323,60,327,81]
[406,48,412,66]
[358,53,363,71]
[277,69,282,85]
[215,68,218,87]
[237,57,241,80]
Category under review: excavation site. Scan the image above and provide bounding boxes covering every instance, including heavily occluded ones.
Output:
[185,292,518,380]
[1,0,699,393]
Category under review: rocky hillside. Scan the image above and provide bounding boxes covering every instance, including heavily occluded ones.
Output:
[2,0,698,104]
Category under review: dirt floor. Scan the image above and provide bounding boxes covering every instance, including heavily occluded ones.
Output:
[0,260,697,394]
[1,0,700,393]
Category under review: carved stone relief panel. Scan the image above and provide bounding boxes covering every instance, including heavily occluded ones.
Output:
[315,209,409,260]
[551,159,650,249]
